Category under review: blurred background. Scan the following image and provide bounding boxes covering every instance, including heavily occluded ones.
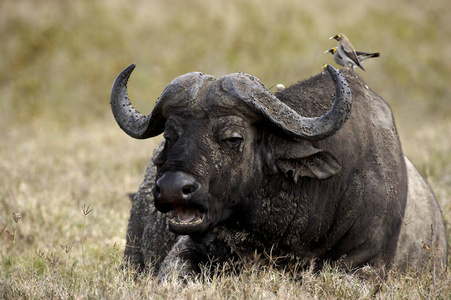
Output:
[2,0,450,124]
[1,0,450,267]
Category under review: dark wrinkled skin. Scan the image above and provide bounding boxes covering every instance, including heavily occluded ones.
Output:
[121,69,447,278]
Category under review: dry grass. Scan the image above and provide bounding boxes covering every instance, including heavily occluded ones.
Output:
[1,0,450,298]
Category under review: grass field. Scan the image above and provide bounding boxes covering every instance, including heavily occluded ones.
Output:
[1,0,450,298]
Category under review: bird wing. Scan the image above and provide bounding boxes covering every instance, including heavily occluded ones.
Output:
[339,43,360,65]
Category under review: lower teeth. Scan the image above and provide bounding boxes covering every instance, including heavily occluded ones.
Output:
[171,215,202,225]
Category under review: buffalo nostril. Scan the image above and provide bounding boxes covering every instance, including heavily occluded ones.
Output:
[154,184,161,195]
[182,184,196,195]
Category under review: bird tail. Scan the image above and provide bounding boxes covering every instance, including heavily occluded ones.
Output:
[356,51,380,58]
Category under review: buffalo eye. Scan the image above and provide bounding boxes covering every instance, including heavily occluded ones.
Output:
[223,132,243,149]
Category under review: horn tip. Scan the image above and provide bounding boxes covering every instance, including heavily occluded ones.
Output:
[323,64,335,73]
[125,63,136,72]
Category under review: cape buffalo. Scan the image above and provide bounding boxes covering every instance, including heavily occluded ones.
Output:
[111,64,447,278]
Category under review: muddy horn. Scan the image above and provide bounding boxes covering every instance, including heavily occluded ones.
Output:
[219,64,352,140]
[111,64,351,141]
[110,64,215,139]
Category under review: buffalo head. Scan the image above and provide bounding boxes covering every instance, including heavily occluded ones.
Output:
[111,64,351,237]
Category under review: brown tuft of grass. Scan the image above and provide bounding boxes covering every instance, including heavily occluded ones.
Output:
[1,254,450,299]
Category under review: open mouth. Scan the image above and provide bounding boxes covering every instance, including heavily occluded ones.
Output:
[167,204,208,235]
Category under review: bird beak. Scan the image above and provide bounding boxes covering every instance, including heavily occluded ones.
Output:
[324,50,330,54]
[329,36,334,40]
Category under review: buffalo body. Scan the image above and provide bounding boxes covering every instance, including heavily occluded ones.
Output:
[111,65,447,277]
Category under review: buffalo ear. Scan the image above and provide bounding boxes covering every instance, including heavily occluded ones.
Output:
[274,140,341,182]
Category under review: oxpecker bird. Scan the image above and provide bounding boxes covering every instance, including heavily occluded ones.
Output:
[330,33,365,71]
[325,47,380,69]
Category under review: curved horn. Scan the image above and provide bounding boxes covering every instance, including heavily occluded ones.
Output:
[219,64,352,140]
[110,64,159,139]
[110,64,215,139]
